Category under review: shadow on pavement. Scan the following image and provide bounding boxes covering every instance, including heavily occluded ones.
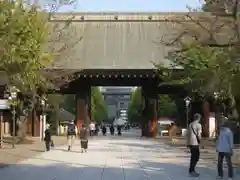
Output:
[138,161,218,178]
[0,161,231,180]
[108,141,175,153]
[3,137,35,145]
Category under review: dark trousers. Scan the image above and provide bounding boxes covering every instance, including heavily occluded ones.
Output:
[189,145,200,173]
[218,152,233,178]
[80,140,88,149]
[90,130,94,136]
[45,141,50,151]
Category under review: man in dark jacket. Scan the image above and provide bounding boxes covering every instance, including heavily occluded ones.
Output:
[67,120,76,151]
[110,124,115,135]
[102,124,107,135]
[117,125,122,136]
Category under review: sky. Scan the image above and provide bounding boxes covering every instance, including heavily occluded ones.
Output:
[55,0,203,12]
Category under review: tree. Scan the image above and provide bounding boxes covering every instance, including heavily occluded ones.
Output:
[158,95,178,118]
[60,94,75,114]
[127,88,143,123]
[0,1,52,92]
[0,0,81,139]
[155,1,240,121]
[0,0,82,92]
[0,1,53,139]
[91,87,108,123]
[128,89,178,122]
[46,94,66,133]
[44,2,83,88]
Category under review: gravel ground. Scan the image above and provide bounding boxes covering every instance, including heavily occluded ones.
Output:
[0,136,68,168]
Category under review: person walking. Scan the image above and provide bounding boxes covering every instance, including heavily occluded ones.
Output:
[80,124,88,153]
[102,124,107,136]
[117,125,122,136]
[110,124,115,135]
[95,124,100,136]
[216,120,234,180]
[44,124,52,151]
[89,122,95,136]
[67,120,76,151]
[186,113,202,177]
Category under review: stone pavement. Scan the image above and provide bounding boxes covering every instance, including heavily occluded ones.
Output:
[156,136,240,168]
[0,132,239,180]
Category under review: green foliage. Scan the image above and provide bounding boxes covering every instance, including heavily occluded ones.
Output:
[0,0,52,92]
[45,94,70,132]
[128,89,178,122]
[60,95,75,114]
[158,95,178,118]
[155,1,240,120]
[128,88,143,123]
[157,44,237,100]
[57,88,108,123]
[48,94,66,110]
[91,87,108,123]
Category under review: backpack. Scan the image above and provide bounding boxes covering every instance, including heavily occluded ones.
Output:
[67,124,76,135]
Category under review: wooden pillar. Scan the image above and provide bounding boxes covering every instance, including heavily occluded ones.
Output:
[142,86,158,138]
[147,97,158,137]
[76,86,91,132]
[88,92,91,120]
[141,87,148,137]
[202,100,210,137]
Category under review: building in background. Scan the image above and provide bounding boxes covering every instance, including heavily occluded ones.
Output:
[99,86,135,119]
[118,109,128,120]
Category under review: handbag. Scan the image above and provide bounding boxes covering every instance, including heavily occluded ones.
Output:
[191,125,200,144]
[50,140,54,148]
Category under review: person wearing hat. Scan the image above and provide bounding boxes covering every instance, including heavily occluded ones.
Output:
[216,119,234,180]
[186,113,202,177]
[67,120,76,151]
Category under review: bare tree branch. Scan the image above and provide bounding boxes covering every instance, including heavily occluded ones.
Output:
[39,1,83,88]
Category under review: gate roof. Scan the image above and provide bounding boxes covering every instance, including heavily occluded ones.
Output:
[48,12,232,70]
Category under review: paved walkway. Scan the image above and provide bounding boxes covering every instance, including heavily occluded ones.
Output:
[0,132,239,180]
